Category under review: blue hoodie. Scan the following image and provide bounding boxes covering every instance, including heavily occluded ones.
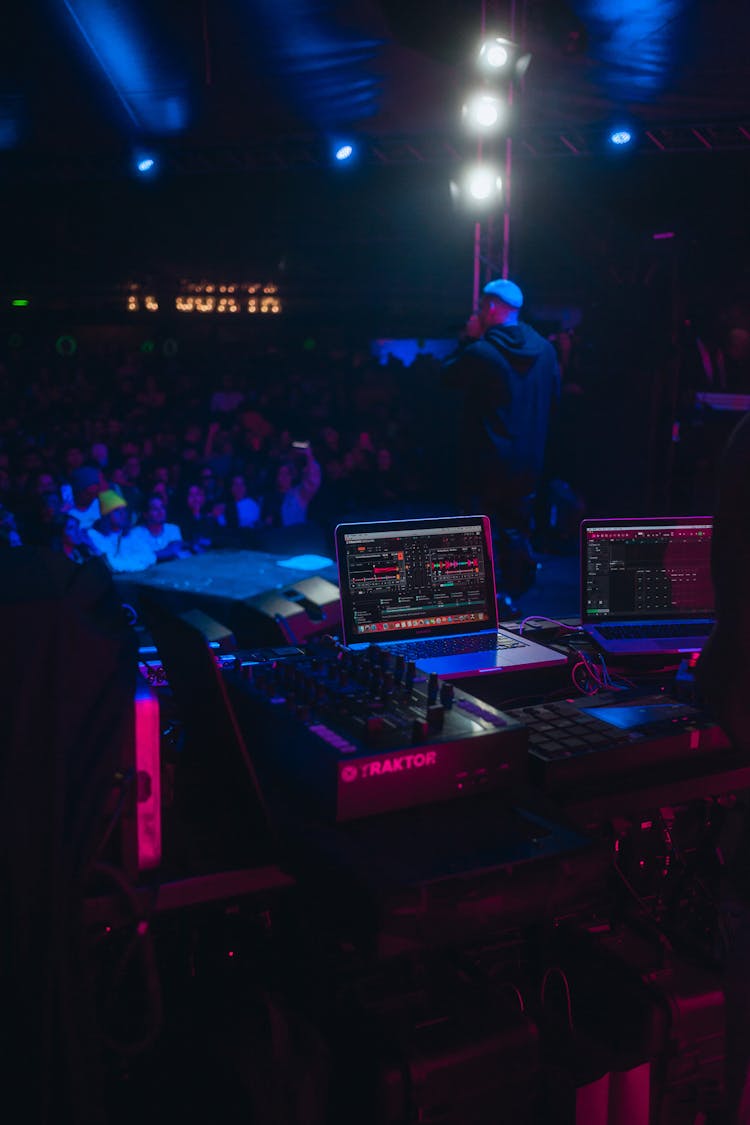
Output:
[444,322,560,476]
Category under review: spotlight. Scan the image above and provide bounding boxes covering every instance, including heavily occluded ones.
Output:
[468,167,500,200]
[479,36,513,70]
[609,128,634,147]
[329,138,359,167]
[451,164,503,208]
[135,153,157,174]
[462,93,505,132]
[477,36,531,78]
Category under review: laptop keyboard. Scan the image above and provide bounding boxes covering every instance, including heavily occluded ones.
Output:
[596,622,713,640]
[379,633,527,658]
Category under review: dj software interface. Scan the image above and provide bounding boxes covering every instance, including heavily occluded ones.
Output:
[343,525,492,636]
[585,523,713,618]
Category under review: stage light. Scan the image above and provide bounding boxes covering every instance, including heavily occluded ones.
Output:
[452,164,503,207]
[462,93,505,132]
[11,299,29,307]
[479,36,513,70]
[329,137,359,168]
[609,128,633,147]
[476,36,531,78]
[468,166,502,201]
[135,153,157,174]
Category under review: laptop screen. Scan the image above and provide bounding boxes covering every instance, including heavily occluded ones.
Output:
[335,515,498,644]
[581,517,714,624]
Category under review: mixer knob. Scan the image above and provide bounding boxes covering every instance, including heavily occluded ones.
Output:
[427,672,439,705]
[405,660,416,689]
[394,654,405,683]
[439,682,455,708]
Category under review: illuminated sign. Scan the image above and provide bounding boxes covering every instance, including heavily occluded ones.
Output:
[127,281,282,314]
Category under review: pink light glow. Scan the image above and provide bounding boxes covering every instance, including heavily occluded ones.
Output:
[652,231,675,240]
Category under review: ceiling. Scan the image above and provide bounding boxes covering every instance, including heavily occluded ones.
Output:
[3,0,750,323]
[2,0,750,165]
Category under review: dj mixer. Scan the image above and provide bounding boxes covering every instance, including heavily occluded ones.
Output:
[221,639,528,821]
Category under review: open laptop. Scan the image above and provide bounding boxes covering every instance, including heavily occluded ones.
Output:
[580,516,715,656]
[335,515,567,677]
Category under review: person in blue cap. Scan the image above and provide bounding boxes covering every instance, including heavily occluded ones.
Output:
[443,277,560,534]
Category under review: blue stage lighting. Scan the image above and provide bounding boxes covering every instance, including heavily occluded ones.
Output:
[609,128,633,146]
[60,0,189,133]
[135,154,156,174]
[335,143,354,162]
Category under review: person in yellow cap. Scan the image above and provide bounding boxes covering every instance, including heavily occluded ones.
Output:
[88,490,157,572]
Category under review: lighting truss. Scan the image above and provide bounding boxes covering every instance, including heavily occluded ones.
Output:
[3,121,750,181]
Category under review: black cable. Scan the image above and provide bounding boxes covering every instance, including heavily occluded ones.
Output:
[610,856,674,953]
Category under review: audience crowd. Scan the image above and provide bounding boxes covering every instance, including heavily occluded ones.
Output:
[0,338,444,568]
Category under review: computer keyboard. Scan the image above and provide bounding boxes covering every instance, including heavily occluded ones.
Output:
[380,632,527,659]
[596,622,713,640]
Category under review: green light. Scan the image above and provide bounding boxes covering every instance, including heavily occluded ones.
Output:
[56,335,78,357]
[11,299,29,307]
